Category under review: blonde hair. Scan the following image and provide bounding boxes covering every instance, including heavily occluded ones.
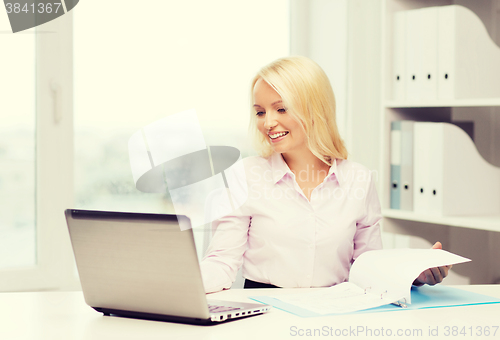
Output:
[249,56,348,165]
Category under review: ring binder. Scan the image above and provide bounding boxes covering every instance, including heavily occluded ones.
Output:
[366,287,406,307]
[391,298,408,308]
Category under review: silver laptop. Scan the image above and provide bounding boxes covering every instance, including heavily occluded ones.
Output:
[65,209,270,325]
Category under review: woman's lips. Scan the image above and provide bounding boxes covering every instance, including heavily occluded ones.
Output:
[269,132,289,143]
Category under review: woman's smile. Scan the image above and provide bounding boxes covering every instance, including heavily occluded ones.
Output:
[268,131,289,142]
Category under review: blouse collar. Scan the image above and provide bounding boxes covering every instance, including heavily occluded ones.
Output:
[269,152,341,186]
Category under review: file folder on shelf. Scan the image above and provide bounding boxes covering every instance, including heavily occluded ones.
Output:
[393,5,500,101]
[390,121,414,210]
[413,122,500,216]
[404,9,421,101]
[399,121,414,211]
[390,121,401,209]
[415,123,443,215]
[419,7,438,101]
[392,11,406,101]
[401,7,438,101]
[437,5,500,99]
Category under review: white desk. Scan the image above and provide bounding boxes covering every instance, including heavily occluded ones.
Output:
[1,285,499,340]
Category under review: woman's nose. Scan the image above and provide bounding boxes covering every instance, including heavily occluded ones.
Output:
[264,111,278,130]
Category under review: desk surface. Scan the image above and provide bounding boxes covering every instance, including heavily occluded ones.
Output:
[1,285,499,340]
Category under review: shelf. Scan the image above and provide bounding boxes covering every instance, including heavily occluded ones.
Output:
[380,2,500,236]
[385,98,500,108]
[382,209,500,233]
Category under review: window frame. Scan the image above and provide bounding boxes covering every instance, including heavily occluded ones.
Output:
[0,13,78,292]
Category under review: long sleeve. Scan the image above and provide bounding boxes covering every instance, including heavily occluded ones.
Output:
[352,171,383,262]
[200,207,251,294]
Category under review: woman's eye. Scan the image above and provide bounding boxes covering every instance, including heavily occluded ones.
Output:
[256,111,265,116]
[278,108,287,113]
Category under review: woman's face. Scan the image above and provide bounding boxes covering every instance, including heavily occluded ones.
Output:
[253,78,307,155]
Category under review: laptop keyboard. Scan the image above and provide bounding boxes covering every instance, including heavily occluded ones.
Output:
[208,304,241,313]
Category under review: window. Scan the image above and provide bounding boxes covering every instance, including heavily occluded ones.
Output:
[0,10,76,291]
[0,19,36,270]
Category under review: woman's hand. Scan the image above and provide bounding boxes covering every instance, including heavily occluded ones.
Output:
[412,242,452,287]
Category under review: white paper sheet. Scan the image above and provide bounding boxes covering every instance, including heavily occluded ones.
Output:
[349,248,471,304]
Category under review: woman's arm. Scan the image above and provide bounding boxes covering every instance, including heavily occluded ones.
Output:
[200,208,250,294]
[352,169,383,261]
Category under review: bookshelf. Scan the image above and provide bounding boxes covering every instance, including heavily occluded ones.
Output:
[383,209,500,233]
[380,0,500,233]
[386,99,500,108]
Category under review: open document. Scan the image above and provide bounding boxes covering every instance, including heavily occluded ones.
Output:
[253,249,470,315]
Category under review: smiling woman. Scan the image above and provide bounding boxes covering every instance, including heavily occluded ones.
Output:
[200,56,382,292]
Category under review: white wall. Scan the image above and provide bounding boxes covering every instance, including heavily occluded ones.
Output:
[290,0,349,148]
[289,0,382,180]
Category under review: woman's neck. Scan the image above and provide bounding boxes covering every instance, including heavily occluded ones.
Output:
[281,149,330,180]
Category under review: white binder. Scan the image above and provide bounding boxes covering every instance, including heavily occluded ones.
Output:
[404,9,421,101]
[390,122,402,209]
[413,122,500,216]
[413,123,440,214]
[419,7,438,100]
[392,11,406,101]
[427,123,444,215]
[437,5,500,99]
[437,6,455,99]
[399,121,414,211]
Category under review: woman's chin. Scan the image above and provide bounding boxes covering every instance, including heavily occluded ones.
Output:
[271,145,286,154]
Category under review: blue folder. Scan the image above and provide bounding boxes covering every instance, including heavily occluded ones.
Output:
[249,285,500,318]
